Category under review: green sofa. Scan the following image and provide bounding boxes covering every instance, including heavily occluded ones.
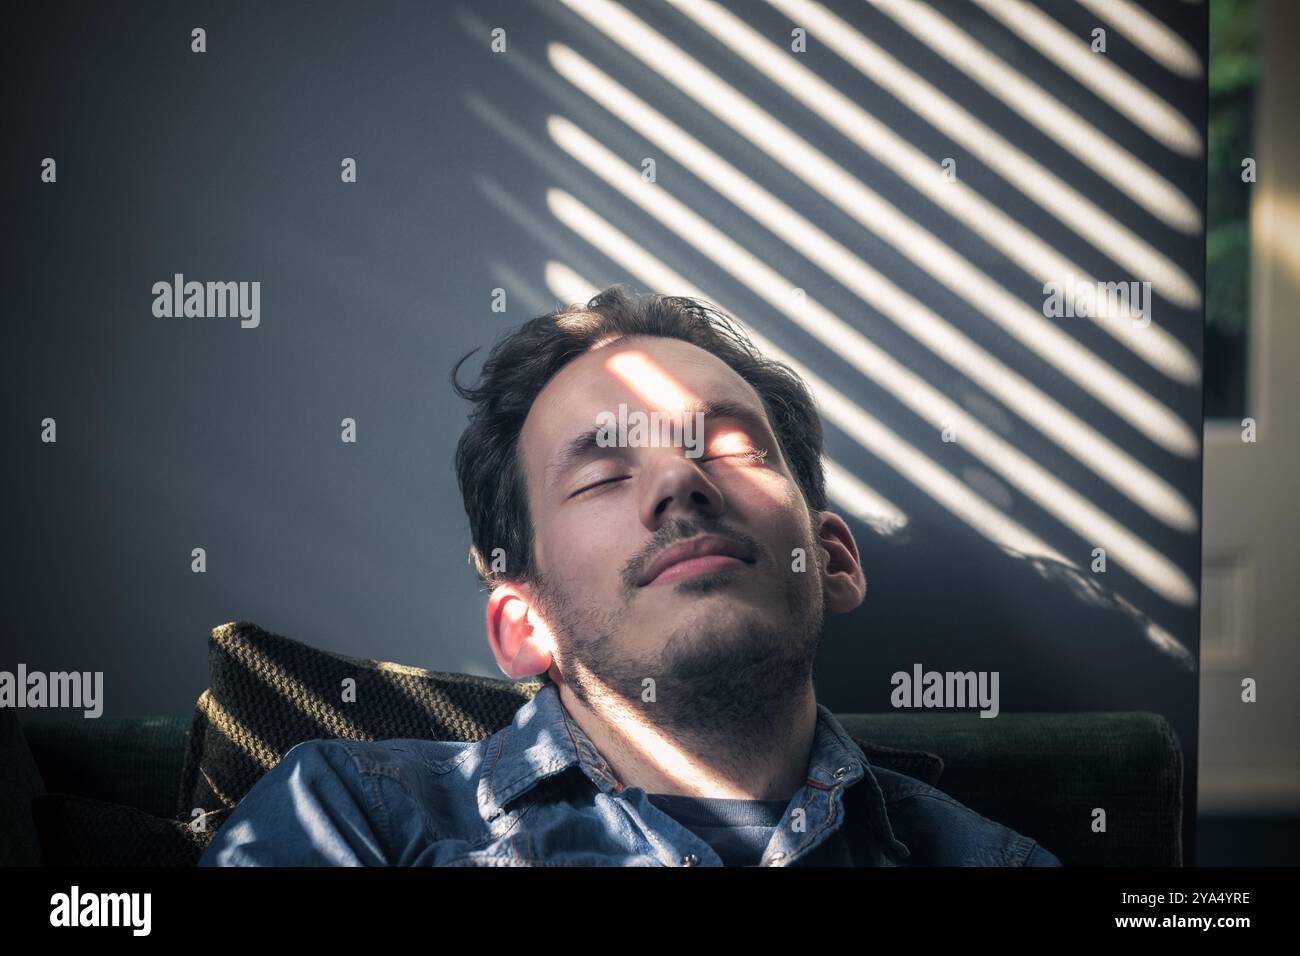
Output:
[4,622,1184,867]
[11,708,1183,866]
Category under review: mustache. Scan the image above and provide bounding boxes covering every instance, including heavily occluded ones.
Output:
[621,516,764,592]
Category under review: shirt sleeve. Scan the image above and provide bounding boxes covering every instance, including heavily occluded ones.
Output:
[198,740,391,866]
[1023,841,1063,866]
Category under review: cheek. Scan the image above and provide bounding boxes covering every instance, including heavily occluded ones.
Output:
[738,470,804,524]
[537,513,625,588]
[748,483,814,560]
[728,458,800,510]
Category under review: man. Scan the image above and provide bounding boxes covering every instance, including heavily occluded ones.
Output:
[200,285,1062,867]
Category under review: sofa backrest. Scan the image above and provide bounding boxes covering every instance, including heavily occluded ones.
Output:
[15,621,1184,866]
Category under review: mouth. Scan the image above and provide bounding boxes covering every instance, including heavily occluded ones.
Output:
[637,535,756,588]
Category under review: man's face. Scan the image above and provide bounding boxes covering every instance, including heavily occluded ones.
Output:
[517,334,827,729]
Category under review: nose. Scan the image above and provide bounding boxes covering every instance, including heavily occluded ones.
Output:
[638,450,725,530]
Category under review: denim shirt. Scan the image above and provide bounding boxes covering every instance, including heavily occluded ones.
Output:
[199,683,1062,867]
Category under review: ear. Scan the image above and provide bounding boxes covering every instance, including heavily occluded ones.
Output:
[815,511,867,613]
[486,582,557,680]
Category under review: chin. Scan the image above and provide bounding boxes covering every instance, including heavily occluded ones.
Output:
[661,603,774,645]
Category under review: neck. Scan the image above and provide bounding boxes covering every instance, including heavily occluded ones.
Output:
[554,678,819,801]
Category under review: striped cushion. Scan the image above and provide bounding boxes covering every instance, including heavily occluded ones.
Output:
[176,621,542,841]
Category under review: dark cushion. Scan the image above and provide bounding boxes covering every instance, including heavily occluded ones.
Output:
[0,706,45,865]
[34,793,214,866]
[177,621,545,819]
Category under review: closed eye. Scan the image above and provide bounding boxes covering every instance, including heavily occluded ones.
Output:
[703,447,769,465]
[568,475,630,498]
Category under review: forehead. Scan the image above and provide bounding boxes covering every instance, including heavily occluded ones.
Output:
[519,335,769,485]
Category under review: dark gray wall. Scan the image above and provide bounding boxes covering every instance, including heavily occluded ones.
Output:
[3,1,1205,857]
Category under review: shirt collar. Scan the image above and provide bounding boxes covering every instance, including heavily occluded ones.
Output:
[483,683,910,863]
[482,682,621,816]
[811,700,912,862]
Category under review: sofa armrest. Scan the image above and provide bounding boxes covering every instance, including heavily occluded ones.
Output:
[21,715,191,819]
[837,710,1183,866]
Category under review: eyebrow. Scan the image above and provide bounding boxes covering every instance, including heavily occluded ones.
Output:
[544,398,773,492]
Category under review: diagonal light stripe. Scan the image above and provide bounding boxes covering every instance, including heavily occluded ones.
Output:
[1028,0,1202,79]
[549,42,1198,528]
[544,260,600,304]
[543,174,1196,605]
[818,457,910,535]
[562,0,1199,387]
[199,763,241,810]
[882,0,1202,160]
[198,689,280,771]
[214,623,375,741]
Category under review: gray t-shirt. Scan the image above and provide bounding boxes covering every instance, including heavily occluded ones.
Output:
[645,792,790,866]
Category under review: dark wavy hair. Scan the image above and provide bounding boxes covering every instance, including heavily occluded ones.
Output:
[451,284,827,594]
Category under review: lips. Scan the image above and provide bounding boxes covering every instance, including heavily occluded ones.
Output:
[637,534,755,587]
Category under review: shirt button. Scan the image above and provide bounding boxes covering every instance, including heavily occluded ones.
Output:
[680,853,700,866]
[833,766,849,779]
[766,852,786,866]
